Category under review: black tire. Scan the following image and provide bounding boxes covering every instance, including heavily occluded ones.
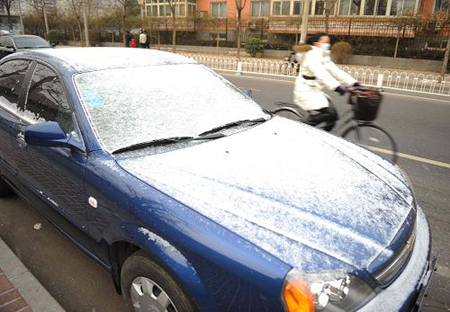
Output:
[0,177,14,197]
[272,107,305,123]
[121,250,198,312]
[342,123,398,163]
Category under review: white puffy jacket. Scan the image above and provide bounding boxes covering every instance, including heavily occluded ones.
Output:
[293,45,356,111]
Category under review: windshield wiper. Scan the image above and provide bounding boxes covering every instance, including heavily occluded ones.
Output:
[198,117,268,137]
[112,133,226,155]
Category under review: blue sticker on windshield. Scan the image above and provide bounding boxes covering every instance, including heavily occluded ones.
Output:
[83,87,104,108]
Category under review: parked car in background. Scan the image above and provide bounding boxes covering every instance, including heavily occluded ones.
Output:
[0,48,435,312]
[0,34,52,60]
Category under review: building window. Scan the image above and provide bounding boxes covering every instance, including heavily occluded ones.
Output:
[251,1,270,16]
[211,2,227,17]
[272,0,290,15]
[293,0,302,14]
[339,0,362,15]
[434,0,448,11]
[390,0,416,15]
[315,0,325,14]
[145,0,195,17]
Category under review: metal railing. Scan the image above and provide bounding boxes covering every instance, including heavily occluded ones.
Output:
[179,52,450,96]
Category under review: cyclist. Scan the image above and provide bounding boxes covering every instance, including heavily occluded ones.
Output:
[293,32,359,131]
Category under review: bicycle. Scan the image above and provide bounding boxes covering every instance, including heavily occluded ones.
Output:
[271,87,398,163]
[279,53,300,76]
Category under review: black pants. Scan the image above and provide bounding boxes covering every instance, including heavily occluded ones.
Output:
[304,106,338,132]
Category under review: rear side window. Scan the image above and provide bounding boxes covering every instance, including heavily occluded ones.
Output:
[24,64,72,133]
[0,60,30,109]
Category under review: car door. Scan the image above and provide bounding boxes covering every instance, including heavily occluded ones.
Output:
[11,62,89,233]
[0,59,32,179]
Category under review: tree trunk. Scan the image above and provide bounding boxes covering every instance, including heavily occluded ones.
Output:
[325,11,329,33]
[172,11,176,52]
[441,32,450,78]
[236,10,242,59]
[43,7,49,37]
[5,5,12,31]
[122,6,126,43]
[76,16,83,46]
[394,25,401,58]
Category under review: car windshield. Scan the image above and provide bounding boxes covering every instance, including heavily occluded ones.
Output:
[13,37,51,49]
[75,64,268,153]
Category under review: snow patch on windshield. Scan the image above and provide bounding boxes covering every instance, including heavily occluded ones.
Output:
[75,64,266,153]
[119,118,414,271]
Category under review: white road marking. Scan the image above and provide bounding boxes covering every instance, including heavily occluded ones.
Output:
[383,92,450,104]
[368,146,450,169]
[222,72,450,102]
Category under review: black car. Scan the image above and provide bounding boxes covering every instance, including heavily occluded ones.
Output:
[0,34,52,60]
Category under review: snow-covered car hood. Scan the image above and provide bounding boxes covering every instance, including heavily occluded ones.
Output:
[117,117,415,272]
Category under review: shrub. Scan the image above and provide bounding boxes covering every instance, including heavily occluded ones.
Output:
[47,29,59,45]
[331,41,352,64]
[245,38,265,57]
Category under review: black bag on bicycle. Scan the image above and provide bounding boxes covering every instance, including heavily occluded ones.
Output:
[349,88,382,122]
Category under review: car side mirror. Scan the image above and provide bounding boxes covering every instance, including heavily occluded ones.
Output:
[24,122,70,148]
[52,43,57,48]
[6,45,15,51]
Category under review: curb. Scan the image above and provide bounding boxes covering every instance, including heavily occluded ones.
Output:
[0,238,65,312]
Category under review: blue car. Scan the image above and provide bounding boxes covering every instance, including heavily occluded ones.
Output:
[0,48,434,312]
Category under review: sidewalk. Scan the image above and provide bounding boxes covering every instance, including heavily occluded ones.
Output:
[0,238,65,312]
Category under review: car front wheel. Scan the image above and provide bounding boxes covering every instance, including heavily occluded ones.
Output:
[121,250,197,312]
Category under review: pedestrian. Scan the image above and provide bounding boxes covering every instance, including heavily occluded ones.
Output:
[139,29,147,49]
[125,30,133,47]
[130,38,136,48]
[292,32,359,132]
[144,31,150,49]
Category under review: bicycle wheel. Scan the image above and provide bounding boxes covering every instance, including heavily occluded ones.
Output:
[272,107,305,123]
[342,123,398,163]
[279,63,289,75]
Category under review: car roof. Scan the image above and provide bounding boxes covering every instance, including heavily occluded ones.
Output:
[14,47,196,74]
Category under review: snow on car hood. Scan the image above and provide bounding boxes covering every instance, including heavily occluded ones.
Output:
[117,117,415,271]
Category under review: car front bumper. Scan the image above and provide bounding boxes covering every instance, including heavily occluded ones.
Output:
[361,206,434,312]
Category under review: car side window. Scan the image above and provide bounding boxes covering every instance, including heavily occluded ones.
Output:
[25,64,72,133]
[0,60,30,109]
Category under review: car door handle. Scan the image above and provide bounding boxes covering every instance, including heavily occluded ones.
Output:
[16,132,27,148]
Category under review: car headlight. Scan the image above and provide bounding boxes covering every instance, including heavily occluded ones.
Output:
[282,269,376,312]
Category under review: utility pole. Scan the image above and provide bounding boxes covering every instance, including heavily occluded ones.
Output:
[83,0,90,47]
[300,0,310,44]
[18,0,25,34]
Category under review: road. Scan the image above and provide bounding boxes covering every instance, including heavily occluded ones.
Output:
[0,72,449,312]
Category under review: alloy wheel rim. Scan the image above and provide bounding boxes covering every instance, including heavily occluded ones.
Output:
[130,276,178,312]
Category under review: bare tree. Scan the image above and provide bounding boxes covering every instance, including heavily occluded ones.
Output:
[25,0,50,36]
[68,0,85,45]
[324,0,338,33]
[235,0,247,59]
[0,0,15,30]
[167,0,179,52]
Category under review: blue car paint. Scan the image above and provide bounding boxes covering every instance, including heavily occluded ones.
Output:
[84,149,291,311]
[0,50,432,312]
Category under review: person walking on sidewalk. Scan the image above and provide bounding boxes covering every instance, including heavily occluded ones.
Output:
[139,29,147,49]
[293,32,359,131]
[125,30,133,47]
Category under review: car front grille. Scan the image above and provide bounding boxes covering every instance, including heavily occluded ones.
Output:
[374,220,417,287]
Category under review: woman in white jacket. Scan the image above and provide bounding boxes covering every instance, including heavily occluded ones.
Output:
[293,33,359,131]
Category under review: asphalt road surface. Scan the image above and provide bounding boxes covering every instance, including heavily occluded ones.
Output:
[0,72,449,312]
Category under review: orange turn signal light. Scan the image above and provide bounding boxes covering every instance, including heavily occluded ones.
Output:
[284,277,315,312]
